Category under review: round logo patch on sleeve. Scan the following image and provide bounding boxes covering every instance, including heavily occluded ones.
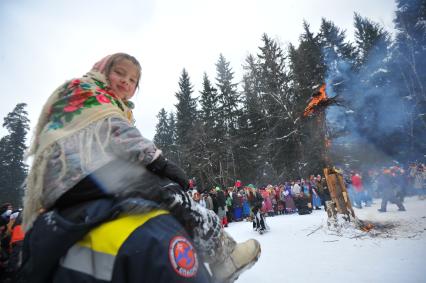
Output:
[168,236,199,278]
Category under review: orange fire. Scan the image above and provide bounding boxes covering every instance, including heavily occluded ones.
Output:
[303,84,328,117]
[360,223,374,232]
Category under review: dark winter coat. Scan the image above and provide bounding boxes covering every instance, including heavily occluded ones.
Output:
[248,191,263,210]
[294,196,312,215]
[216,191,226,209]
[18,197,213,283]
[209,193,219,214]
[316,179,331,201]
[378,173,404,199]
[18,166,215,283]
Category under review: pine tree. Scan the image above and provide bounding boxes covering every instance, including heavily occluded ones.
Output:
[257,34,289,116]
[239,54,266,184]
[0,103,30,206]
[174,69,198,173]
[153,108,171,154]
[215,54,240,134]
[215,54,240,185]
[392,0,426,159]
[288,22,327,177]
[319,18,356,166]
[200,73,218,125]
[319,18,355,93]
[352,14,402,162]
[166,112,179,162]
[197,73,222,187]
[256,33,292,181]
[353,13,390,69]
[292,22,325,99]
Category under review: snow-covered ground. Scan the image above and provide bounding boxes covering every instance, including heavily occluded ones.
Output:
[226,197,426,283]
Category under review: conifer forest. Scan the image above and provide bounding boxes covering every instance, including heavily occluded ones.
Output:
[153,0,426,191]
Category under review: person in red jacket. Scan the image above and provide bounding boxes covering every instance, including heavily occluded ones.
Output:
[351,172,365,208]
[8,210,25,276]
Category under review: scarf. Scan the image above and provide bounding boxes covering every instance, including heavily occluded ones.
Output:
[23,56,136,230]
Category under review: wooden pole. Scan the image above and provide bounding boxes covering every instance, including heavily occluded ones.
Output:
[323,167,355,218]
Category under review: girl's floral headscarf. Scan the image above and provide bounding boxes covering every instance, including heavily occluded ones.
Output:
[23,53,140,229]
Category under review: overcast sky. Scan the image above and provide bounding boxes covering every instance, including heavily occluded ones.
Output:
[0,0,396,140]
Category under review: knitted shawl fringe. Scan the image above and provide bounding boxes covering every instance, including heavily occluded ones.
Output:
[23,72,130,231]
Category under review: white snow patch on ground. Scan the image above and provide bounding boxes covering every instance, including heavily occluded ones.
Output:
[225,196,426,283]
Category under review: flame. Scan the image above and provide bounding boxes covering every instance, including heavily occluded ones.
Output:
[303,84,328,117]
[361,223,374,232]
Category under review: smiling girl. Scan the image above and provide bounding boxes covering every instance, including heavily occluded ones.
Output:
[22,53,260,283]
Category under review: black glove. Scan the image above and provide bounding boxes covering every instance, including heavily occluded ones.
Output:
[147,155,189,190]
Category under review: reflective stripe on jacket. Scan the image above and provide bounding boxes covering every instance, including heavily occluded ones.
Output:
[52,209,214,283]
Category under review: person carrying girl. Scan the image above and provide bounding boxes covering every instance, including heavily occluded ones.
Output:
[20,53,260,283]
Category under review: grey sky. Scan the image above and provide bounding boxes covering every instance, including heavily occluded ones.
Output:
[0,0,396,140]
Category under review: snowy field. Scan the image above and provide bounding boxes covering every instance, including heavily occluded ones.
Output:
[225,197,426,283]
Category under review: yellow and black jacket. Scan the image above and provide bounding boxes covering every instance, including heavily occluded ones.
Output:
[19,196,214,283]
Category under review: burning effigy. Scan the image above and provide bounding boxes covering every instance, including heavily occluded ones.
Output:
[303,84,341,117]
[300,85,399,236]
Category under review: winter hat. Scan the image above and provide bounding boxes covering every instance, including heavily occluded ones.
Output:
[215,186,221,191]
[91,54,113,73]
[247,184,256,190]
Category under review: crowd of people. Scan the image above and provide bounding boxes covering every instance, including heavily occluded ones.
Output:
[344,162,426,212]
[187,174,332,232]
[187,162,426,230]
[0,203,24,282]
